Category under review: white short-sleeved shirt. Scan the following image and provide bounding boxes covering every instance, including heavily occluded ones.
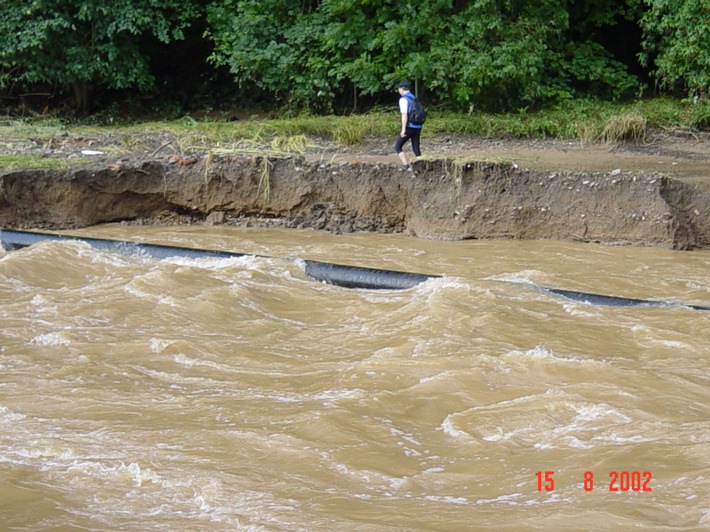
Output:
[399,96,409,114]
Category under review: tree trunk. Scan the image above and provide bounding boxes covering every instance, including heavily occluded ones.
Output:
[72,81,90,114]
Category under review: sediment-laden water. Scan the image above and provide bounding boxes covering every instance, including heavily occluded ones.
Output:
[1,226,709,530]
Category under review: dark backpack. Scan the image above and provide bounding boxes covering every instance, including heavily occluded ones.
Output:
[406,94,426,125]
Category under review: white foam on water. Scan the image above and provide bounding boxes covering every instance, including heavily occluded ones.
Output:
[415,275,470,292]
[533,403,636,449]
[263,387,365,406]
[64,460,161,488]
[0,405,27,423]
[118,254,280,301]
[658,340,694,349]
[156,295,179,307]
[441,389,643,450]
[423,495,469,505]
[590,432,655,444]
[77,244,148,267]
[131,366,218,388]
[123,283,150,298]
[312,388,364,402]
[163,254,262,271]
[480,427,526,443]
[388,476,408,491]
[351,274,471,306]
[74,461,280,527]
[150,338,173,354]
[0,405,296,528]
[685,281,710,292]
[487,388,567,408]
[700,508,710,524]
[572,404,632,424]
[440,415,471,439]
[30,294,52,307]
[562,303,599,317]
[504,344,590,364]
[476,492,524,505]
[29,332,70,346]
[390,428,421,447]
[484,270,544,285]
[521,345,557,360]
[166,254,301,288]
[418,371,453,384]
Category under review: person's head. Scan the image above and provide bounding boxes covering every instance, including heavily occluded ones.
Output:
[396,81,411,94]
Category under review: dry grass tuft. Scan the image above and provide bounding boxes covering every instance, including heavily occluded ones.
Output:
[599,113,647,144]
[332,122,369,146]
[270,134,309,153]
[258,157,272,201]
[575,122,599,145]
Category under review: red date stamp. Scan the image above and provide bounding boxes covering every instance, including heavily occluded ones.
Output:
[536,470,653,492]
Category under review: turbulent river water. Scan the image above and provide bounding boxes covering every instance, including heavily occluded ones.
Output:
[1,225,709,531]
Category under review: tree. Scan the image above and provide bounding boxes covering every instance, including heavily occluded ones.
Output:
[640,0,710,97]
[207,0,322,111]
[426,0,642,110]
[0,0,200,112]
[207,0,643,114]
[1,0,657,115]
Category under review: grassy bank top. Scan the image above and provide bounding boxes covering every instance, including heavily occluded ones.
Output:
[1,98,709,170]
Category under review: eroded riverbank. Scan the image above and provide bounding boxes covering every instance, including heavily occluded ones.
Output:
[1,153,709,249]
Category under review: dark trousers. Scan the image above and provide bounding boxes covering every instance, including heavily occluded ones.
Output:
[394,127,422,157]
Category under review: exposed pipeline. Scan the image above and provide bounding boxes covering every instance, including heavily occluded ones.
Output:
[1,229,708,309]
[0,229,438,290]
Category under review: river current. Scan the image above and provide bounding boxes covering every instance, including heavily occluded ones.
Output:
[1,225,709,530]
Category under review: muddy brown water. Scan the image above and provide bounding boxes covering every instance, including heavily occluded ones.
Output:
[1,225,709,530]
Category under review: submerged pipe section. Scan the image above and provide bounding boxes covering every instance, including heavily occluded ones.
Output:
[0,229,439,290]
[303,261,434,290]
[540,286,710,311]
[2,229,708,307]
[0,229,252,260]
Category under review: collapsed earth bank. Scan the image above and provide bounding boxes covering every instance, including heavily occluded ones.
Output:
[1,155,709,249]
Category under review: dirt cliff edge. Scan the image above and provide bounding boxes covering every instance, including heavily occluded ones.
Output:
[1,155,708,249]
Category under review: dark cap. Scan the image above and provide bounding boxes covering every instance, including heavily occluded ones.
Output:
[395,81,410,89]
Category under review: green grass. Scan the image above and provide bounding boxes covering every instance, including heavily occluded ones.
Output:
[0,117,69,139]
[423,97,710,140]
[0,154,90,170]
[1,97,708,156]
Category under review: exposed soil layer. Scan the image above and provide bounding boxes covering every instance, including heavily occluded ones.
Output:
[1,131,709,249]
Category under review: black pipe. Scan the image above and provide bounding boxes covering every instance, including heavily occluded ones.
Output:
[2,230,707,306]
[0,229,254,260]
[0,229,439,290]
[541,286,710,311]
[303,261,434,290]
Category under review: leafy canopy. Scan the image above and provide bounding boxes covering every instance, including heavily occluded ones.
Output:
[0,0,200,106]
[640,0,710,97]
[1,0,708,114]
[207,0,643,112]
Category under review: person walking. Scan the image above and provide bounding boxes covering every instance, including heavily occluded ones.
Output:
[394,81,423,171]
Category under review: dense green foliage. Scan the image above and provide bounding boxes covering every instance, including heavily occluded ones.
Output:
[206,0,642,111]
[640,0,710,97]
[0,0,708,115]
[0,0,200,111]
